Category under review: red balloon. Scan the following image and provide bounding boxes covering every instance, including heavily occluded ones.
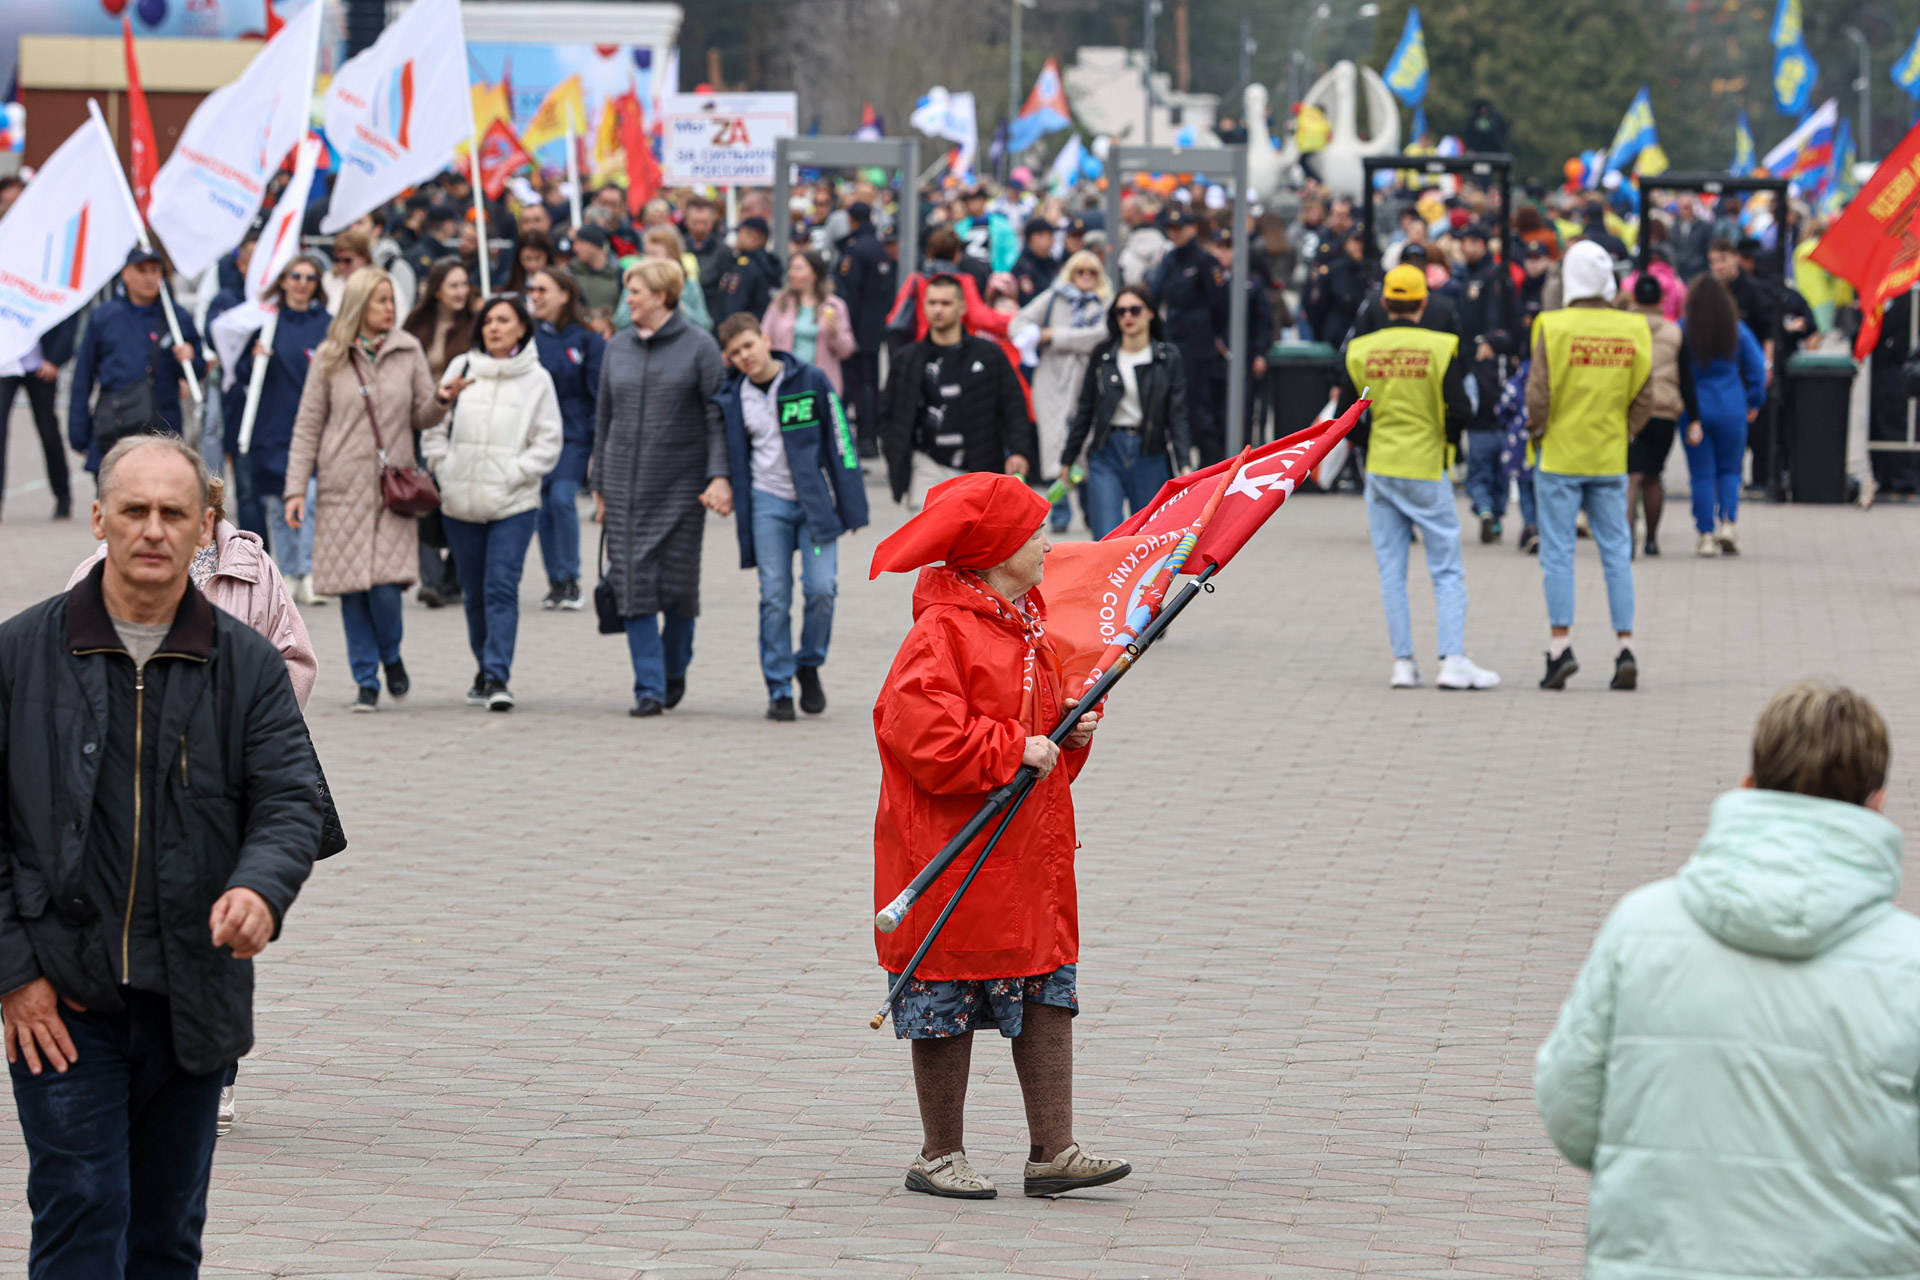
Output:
[594,44,619,58]
[101,0,129,14]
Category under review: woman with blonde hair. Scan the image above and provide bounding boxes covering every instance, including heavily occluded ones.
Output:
[1010,250,1112,531]
[286,267,443,711]
[761,248,855,393]
[639,224,713,332]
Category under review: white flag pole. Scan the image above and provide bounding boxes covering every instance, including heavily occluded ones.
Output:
[88,97,203,408]
[468,108,492,297]
[564,107,583,229]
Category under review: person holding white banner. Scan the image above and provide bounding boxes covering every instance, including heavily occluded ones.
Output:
[68,248,208,475]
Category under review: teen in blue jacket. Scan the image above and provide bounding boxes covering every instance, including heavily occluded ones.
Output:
[1678,276,1767,556]
[712,313,869,721]
[526,268,606,609]
[69,248,206,472]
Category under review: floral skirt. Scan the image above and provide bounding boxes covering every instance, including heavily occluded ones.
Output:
[882,964,1078,1040]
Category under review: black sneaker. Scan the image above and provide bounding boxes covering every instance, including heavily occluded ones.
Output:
[384,660,410,700]
[353,686,379,713]
[1644,537,1661,557]
[559,579,584,611]
[1519,526,1540,555]
[541,582,565,610]
[418,586,445,609]
[466,672,488,706]
[484,678,516,712]
[1539,647,1580,691]
[52,497,71,520]
[1478,510,1496,544]
[630,698,664,717]
[796,665,826,715]
[766,696,797,722]
[665,676,687,709]
[1611,647,1639,691]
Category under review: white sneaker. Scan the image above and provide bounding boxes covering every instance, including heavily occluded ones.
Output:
[1715,520,1739,555]
[216,1086,235,1138]
[1436,654,1501,690]
[1696,532,1719,558]
[1390,659,1422,689]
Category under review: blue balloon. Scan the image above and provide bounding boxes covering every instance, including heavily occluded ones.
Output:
[1079,154,1103,180]
[135,0,166,25]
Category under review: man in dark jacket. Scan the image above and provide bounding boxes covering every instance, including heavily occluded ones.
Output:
[1149,207,1231,465]
[1012,219,1058,305]
[714,313,870,721]
[715,216,783,321]
[682,196,731,320]
[1348,243,1459,342]
[834,202,895,458]
[69,248,207,475]
[881,274,1034,506]
[1454,222,1520,540]
[0,312,79,519]
[0,435,320,1275]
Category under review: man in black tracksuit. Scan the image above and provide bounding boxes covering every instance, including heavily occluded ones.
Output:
[1149,207,1231,466]
[880,274,1034,507]
[834,202,896,458]
[0,436,320,1273]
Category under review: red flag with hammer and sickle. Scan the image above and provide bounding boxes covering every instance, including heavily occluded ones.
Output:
[1812,118,1920,360]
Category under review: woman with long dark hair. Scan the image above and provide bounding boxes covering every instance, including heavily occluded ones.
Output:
[1059,283,1191,538]
[1679,274,1766,557]
[504,230,557,297]
[402,259,477,605]
[524,266,604,609]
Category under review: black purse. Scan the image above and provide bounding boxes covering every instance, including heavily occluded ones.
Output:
[92,330,164,450]
[305,726,348,859]
[593,527,622,635]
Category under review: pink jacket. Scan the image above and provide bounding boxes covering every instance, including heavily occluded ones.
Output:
[761,293,857,394]
[1624,261,1687,322]
[70,522,317,709]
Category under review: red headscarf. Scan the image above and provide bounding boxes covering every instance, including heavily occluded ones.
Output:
[868,473,1050,579]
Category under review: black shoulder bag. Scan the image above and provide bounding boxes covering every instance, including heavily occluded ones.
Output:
[92,328,166,450]
[593,527,623,635]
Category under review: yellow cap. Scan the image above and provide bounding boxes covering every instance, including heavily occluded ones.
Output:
[1383,264,1428,303]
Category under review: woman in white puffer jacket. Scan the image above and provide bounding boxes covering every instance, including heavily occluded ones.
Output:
[421,294,563,711]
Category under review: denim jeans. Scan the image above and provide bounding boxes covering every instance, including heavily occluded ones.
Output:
[1535,471,1635,633]
[1515,470,1537,529]
[536,476,582,586]
[339,583,405,690]
[1084,430,1171,540]
[1684,413,1747,533]
[750,489,837,699]
[260,474,316,579]
[625,612,695,703]
[1363,473,1467,659]
[1464,427,1508,517]
[9,991,224,1280]
[443,509,537,684]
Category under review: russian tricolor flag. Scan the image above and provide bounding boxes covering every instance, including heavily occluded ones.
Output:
[1762,98,1838,182]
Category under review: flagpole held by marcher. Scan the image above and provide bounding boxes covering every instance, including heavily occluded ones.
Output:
[564,109,584,230]
[87,97,203,410]
[467,106,492,297]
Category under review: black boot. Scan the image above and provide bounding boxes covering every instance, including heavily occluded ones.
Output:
[796,665,826,715]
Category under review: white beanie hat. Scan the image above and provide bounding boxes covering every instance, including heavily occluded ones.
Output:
[1562,240,1618,304]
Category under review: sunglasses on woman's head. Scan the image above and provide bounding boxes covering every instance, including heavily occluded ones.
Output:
[1114,304,1145,317]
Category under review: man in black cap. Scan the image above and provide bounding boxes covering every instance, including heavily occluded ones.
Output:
[1149,208,1231,466]
[835,201,895,458]
[717,216,782,322]
[568,224,624,321]
[68,247,206,479]
[1012,218,1058,305]
[1348,242,1458,342]
[1062,217,1090,261]
[1453,221,1520,541]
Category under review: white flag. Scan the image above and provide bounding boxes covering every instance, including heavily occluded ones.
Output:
[0,116,143,368]
[322,0,470,234]
[147,0,322,278]
[1048,135,1085,193]
[209,135,324,389]
[911,88,978,180]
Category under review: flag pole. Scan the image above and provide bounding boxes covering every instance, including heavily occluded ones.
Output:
[468,105,492,296]
[564,107,583,229]
[87,97,203,409]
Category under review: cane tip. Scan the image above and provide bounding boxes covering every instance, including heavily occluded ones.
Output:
[869,1012,887,1031]
[874,910,901,934]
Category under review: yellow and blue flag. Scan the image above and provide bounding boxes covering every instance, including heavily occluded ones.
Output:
[1382,7,1428,108]
[1774,40,1817,117]
[1732,108,1756,175]
[1770,0,1802,48]
[1605,86,1659,176]
[1819,117,1858,216]
[1895,25,1920,101]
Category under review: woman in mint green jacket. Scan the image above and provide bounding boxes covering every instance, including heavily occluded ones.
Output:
[1537,682,1918,1280]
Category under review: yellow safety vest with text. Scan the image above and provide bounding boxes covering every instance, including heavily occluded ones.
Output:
[1345,324,1458,481]
[1535,306,1651,476]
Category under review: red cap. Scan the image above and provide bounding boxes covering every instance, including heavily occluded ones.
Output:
[869,473,1050,579]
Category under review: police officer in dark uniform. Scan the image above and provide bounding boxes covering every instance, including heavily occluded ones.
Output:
[1148,208,1231,466]
[1011,219,1058,304]
[716,215,783,321]
[1452,222,1518,539]
[1207,226,1273,449]
[834,201,896,459]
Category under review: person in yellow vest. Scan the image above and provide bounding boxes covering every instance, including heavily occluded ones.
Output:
[1336,265,1500,692]
[1525,240,1654,692]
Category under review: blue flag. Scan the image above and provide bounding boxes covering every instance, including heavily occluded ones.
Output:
[1769,0,1802,48]
[1819,117,1858,216]
[1774,40,1817,117]
[1605,86,1659,176]
[1895,25,1920,102]
[1382,7,1428,107]
[1732,109,1756,175]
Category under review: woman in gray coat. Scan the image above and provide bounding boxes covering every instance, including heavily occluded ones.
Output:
[592,258,732,716]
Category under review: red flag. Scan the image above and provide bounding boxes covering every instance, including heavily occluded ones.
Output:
[1811,118,1920,359]
[1043,405,1366,686]
[263,0,285,37]
[121,17,159,216]
[470,117,533,202]
[617,92,661,216]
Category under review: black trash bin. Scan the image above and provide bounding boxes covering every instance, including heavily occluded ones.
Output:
[1267,341,1342,441]
[1785,352,1857,504]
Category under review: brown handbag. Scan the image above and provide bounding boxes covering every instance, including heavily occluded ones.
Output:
[350,351,440,518]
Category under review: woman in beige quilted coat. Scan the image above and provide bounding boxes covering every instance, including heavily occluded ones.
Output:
[285,267,443,712]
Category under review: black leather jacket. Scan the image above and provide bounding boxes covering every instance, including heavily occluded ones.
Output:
[1061,337,1192,472]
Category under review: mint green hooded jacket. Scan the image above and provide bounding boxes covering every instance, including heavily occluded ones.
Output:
[1536,788,1920,1279]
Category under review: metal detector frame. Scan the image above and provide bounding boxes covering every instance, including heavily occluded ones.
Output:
[1361,152,1514,271]
[773,137,921,277]
[1636,174,1795,499]
[1105,145,1253,454]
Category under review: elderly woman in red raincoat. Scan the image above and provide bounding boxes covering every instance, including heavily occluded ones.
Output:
[870,471,1131,1201]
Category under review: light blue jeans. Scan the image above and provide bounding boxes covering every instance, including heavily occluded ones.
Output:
[261,476,317,579]
[1535,471,1635,633]
[750,489,837,700]
[1363,473,1467,660]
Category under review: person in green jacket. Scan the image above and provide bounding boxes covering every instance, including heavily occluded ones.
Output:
[1537,681,1916,1280]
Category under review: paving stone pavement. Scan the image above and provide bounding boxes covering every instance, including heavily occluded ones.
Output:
[0,421,1914,1278]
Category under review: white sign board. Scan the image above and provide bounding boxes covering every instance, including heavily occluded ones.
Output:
[662,92,798,187]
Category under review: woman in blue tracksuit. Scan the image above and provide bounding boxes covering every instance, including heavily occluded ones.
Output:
[1679,274,1767,558]
[233,254,333,601]
[525,266,605,609]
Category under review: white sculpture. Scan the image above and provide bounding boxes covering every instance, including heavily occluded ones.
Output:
[1251,60,1403,202]
[1244,84,1286,204]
